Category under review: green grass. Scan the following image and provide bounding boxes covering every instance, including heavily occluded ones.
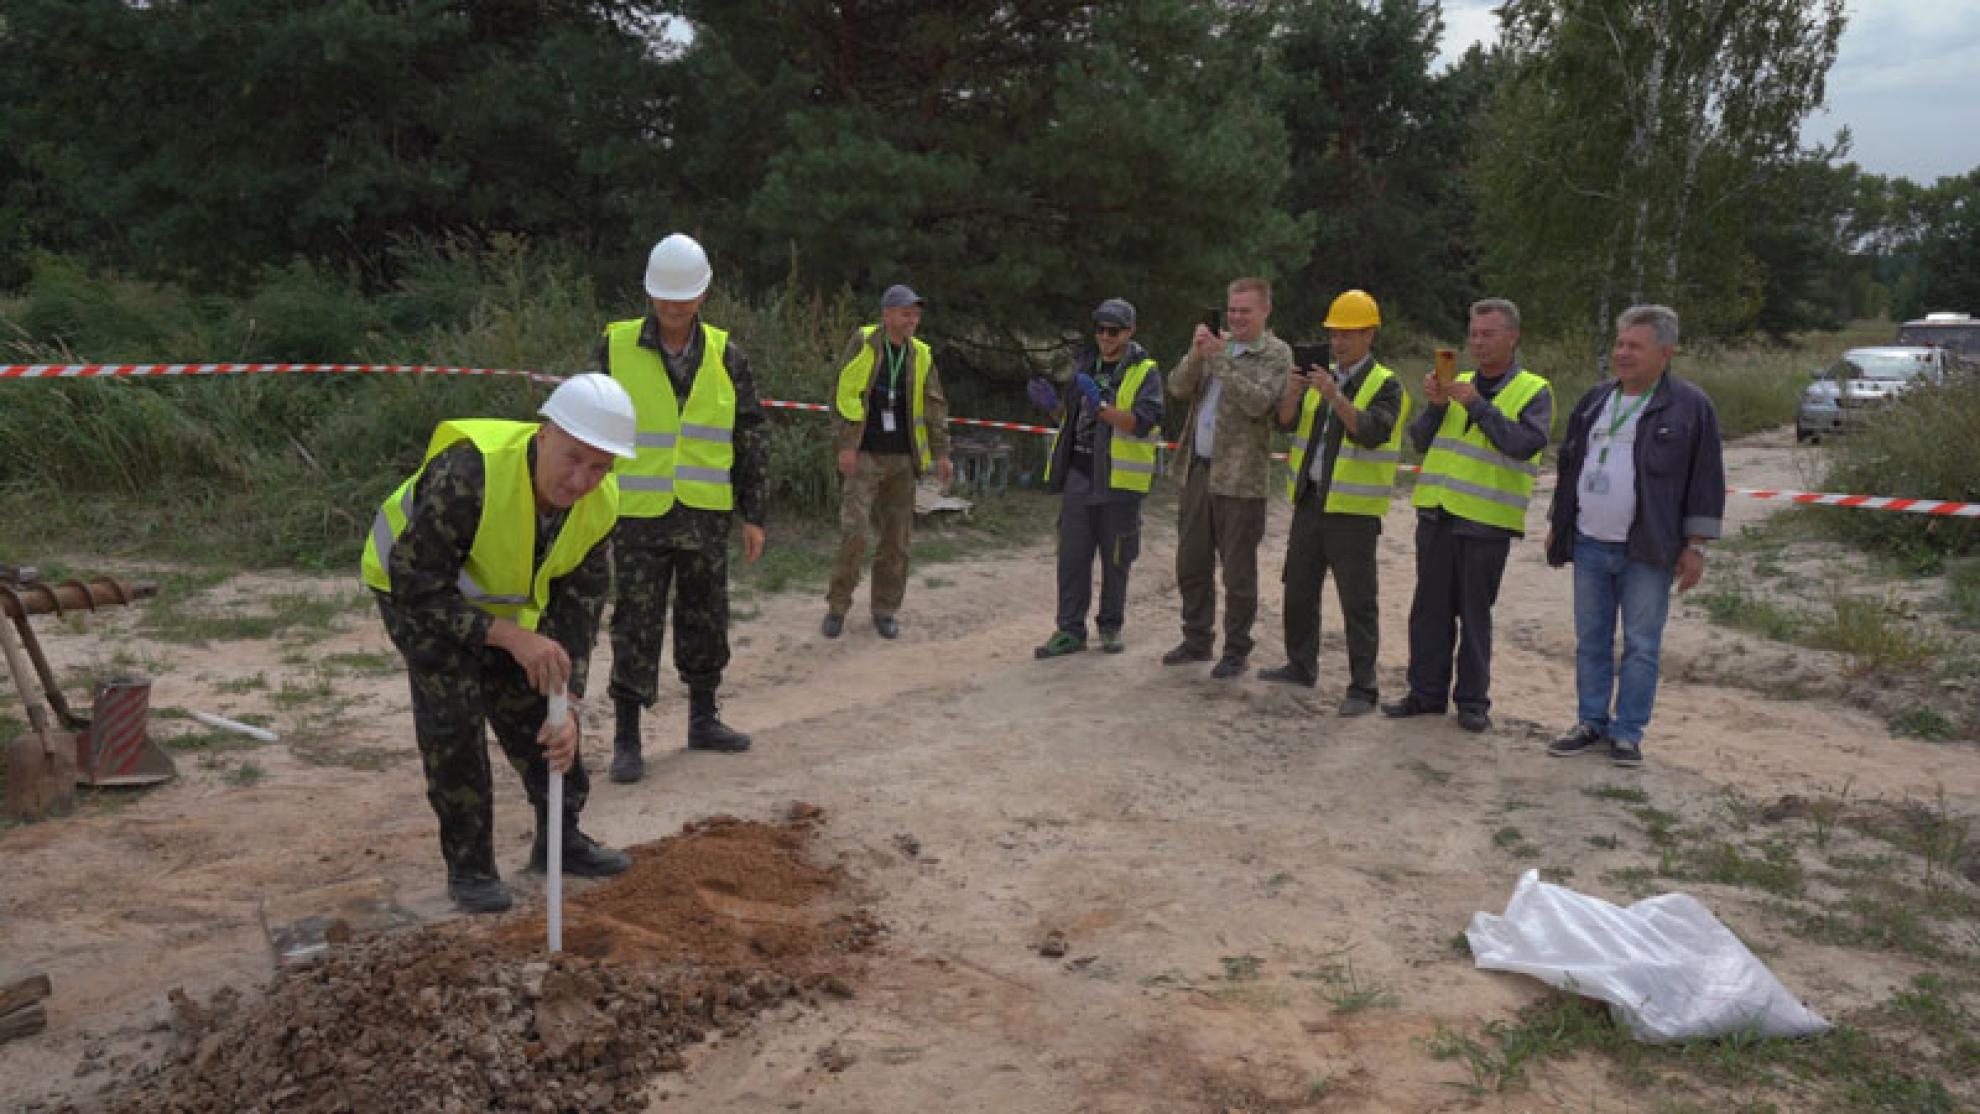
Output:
[139,590,352,645]
[1695,585,1808,642]
[1585,783,1650,805]
[1890,707,1959,741]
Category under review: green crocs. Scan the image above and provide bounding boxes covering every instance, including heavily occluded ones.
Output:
[1098,628,1125,654]
[1033,630,1087,659]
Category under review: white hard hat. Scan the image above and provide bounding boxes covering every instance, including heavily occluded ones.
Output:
[643,233,712,301]
[539,373,638,459]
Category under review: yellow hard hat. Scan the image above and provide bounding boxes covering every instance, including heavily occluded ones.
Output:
[1324,289,1381,329]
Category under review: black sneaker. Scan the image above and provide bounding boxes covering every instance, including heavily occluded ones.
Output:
[447,873,513,914]
[1609,739,1644,768]
[821,612,845,638]
[1209,655,1248,680]
[528,828,633,878]
[873,615,900,640]
[1548,724,1604,758]
[1457,709,1492,734]
[1258,664,1316,687]
[1161,643,1214,666]
[1381,694,1446,718]
[1337,694,1378,717]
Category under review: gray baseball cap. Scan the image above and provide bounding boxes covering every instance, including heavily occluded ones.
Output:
[1093,298,1136,328]
[881,284,924,309]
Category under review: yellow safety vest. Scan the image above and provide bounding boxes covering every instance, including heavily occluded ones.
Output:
[359,420,620,632]
[606,319,736,516]
[1284,361,1412,514]
[1043,357,1161,493]
[1410,369,1551,531]
[835,325,934,470]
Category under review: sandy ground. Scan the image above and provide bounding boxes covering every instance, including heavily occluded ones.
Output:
[2,426,1975,1112]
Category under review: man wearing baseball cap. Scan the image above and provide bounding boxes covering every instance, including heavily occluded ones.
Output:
[1035,298,1164,657]
[593,233,767,785]
[361,373,638,914]
[823,284,953,639]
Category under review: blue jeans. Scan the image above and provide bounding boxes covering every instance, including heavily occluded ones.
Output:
[1573,534,1674,745]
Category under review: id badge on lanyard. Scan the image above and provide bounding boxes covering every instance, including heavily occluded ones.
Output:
[881,403,898,433]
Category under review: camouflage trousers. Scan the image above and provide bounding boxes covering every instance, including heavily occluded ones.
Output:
[376,596,589,881]
[608,515,732,706]
[826,450,917,618]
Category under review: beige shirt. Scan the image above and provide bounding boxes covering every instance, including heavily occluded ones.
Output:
[1169,331,1293,498]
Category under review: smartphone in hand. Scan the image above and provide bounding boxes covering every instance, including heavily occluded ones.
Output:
[1292,343,1330,373]
[1434,347,1457,385]
[1202,307,1223,336]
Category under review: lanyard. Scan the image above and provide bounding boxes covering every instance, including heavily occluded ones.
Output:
[1095,357,1121,391]
[1595,384,1653,467]
[881,339,907,401]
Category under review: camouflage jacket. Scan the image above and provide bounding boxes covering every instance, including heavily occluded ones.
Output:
[381,440,611,696]
[1169,331,1293,499]
[829,327,952,473]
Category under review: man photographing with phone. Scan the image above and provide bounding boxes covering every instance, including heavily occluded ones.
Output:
[1260,290,1408,714]
[1164,277,1293,679]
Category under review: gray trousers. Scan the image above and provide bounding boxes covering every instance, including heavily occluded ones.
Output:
[1175,462,1267,659]
[1055,496,1142,638]
[1281,493,1382,700]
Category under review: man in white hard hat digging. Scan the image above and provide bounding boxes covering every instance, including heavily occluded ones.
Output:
[361,373,637,914]
[594,233,767,783]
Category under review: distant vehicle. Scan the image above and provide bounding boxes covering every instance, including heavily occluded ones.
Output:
[1796,345,1952,443]
[1897,312,1980,368]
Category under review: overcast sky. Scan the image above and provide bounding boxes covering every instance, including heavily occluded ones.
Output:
[1435,0,1980,184]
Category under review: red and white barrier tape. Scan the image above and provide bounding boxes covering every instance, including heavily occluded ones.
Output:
[5,362,1976,517]
[1727,488,1980,518]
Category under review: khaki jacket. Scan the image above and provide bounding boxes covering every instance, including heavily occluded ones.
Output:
[830,326,952,476]
[1169,331,1292,498]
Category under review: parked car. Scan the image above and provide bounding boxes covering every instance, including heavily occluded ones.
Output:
[1897,312,1980,370]
[1796,346,1951,442]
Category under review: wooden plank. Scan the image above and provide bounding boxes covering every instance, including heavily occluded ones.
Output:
[0,971,51,1017]
[0,1002,47,1044]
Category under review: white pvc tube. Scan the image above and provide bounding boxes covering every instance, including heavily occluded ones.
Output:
[546,691,567,954]
[188,709,280,743]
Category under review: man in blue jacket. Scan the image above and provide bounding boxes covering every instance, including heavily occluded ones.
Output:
[1544,304,1724,768]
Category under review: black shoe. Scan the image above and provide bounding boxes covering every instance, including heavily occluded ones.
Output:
[1259,664,1316,687]
[528,826,632,878]
[873,615,900,640]
[687,690,753,753]
[1381,694,1446,718]
[1162,643,1214,666]
[1609,739,1644,768]
[1548,723,1605,758]
[821,611,845,638]
[1457,709,1492,734]
[447,873,513,914]
[610,700,644,784]
[1210,655,1248,680]
[1337,694,1377,717]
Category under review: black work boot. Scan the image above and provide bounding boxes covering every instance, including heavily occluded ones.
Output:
[447,870,513,914]
[527,819,632,878]
[610,698,644,784]
[687,689,752,753]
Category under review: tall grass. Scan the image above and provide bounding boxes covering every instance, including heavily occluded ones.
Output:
[1818,376,1980,568]
[0,244,856,568]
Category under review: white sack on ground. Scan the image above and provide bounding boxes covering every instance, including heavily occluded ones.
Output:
[1466,869,1830,1042]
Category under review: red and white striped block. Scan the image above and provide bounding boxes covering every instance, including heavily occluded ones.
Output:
[0,362,565,384]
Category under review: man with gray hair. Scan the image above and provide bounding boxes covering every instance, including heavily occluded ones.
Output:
[1385,297,1552,732]
[1544,304,1723,767]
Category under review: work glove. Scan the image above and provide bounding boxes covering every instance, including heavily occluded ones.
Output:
[1026,376,1059,414]
[1075,373,1103,407]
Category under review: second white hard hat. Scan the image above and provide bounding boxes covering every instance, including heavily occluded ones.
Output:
[643,234,712,301]
[539,373,639,459]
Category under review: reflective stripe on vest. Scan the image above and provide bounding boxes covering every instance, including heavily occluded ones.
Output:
[1409,369,1551,531]
[1282,362,1412,516]
[1043,357,1160,493]
[358,420,620,631]
[835,325,934,470]
[607,319,737,516]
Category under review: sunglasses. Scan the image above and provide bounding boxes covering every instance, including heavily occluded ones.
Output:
[1094,325,1127,336]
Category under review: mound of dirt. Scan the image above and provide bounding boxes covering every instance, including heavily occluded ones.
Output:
[96,808,879,1114]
